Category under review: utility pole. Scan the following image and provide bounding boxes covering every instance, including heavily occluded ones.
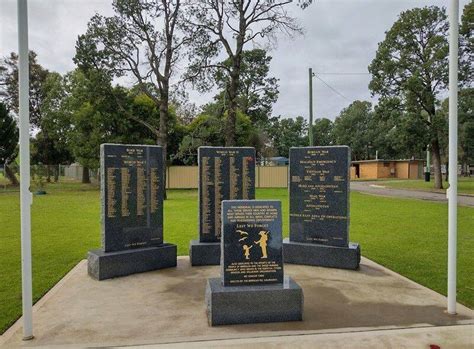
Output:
[308,68,314,146]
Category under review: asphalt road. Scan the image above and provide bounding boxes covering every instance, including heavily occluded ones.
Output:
[350,181,474,207]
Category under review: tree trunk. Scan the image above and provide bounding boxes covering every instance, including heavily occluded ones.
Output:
[158,83,169,200]
[4,164,19,186]
[82,166,91,184]
[431,139,443,189]
[46,165,51,183]
[54,165,59,182]
[225,72,239,147]
[225,16,243,148]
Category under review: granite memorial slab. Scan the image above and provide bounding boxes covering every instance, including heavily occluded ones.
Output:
[283,146,360,270]
[190,146,256,266]
[88,144,177,280]
[205,200,303,326]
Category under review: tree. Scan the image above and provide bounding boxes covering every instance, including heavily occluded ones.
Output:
[214,49,279,124]
[312,118,333,146]
[438,88,474,175]
[62,69,140,183]
[460,1,473,87]
[332,101,373,160]
[37,72,74,181]
[176,110,254,165]
[0,102,19,186]
[0,51,49,129]
[458,89,474,175]
[75,0,187,191]
[266,116,308,158]
[369,6,449,189]
[371,97,428,160]
[185,0,301,146]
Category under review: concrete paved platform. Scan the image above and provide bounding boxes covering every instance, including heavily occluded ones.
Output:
[1,257,472,348]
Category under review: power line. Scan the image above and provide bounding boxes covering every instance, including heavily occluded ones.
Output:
[314,72,370,75]
[313,74,351,102]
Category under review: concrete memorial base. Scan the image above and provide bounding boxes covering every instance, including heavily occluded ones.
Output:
[2,257,473,348]
[283,238,360,270]
[189,240,220,266]
[205,277,303,326]
[88,243,177,280]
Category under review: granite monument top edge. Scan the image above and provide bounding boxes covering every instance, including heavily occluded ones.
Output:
[289,145,350,150]
[101,143,163,148]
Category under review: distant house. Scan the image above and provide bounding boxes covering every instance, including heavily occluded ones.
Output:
[261,157,289,166]
[350,159,424,180]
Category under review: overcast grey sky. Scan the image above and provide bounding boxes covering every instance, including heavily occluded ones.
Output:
[0,0,469,121]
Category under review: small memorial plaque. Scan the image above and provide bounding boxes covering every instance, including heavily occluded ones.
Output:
[289,146,350,247]
[221,200,283,286]
[199,147,256,243]
[101,144,164,252]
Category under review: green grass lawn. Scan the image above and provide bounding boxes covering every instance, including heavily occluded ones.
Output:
[1,184,473,334]
[378,177,474,195]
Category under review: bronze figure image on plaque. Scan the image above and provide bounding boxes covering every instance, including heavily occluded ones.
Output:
[205,200,303,326]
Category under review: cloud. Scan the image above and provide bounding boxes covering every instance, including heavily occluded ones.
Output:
[0,0,468,121]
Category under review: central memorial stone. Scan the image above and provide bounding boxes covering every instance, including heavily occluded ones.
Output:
[88,144,177,280]
[205,200,303,326]
[283,146,360,270]
[189,146,256,266]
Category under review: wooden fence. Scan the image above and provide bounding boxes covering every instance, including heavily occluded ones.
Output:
[63,164,289,188]
[166,166,288,189]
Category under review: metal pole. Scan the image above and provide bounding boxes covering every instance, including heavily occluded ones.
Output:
[425,144,431,182]
[447,0,458,315]
[308,68,314,146]
[17,0,34,339]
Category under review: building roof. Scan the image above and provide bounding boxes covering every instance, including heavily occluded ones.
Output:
[351,159,424,164]
[267,157,289,161]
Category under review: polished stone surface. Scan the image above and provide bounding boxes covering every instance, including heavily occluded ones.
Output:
[221,200,283,286]
[88,243,177,280]
[289,146,350,247]
[101,144,164,252]
[205,277,303,326]
[189,240,220,266]
[198,147,256,243]
[283,239,360,270]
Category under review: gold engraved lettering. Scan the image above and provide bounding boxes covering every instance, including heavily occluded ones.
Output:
[107,167,117,218]
[136,166,146,216]
[214,157,223,238]
[201,156,211,234]
[121,168,130,217]
[229,156,238,199]
[242,156,250,199]
[150,168,159,213]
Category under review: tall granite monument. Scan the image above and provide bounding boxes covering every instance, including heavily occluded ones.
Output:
[283,146,361,269]
[88,144,177,280]
[205,200,303,326]
[189,147,256,266]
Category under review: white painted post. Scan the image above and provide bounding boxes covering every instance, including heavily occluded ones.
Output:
[17,0,34,339]
[447,0,459,315]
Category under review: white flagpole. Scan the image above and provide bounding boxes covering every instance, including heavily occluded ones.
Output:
[17,0,34,339]
[447,0,459,315]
